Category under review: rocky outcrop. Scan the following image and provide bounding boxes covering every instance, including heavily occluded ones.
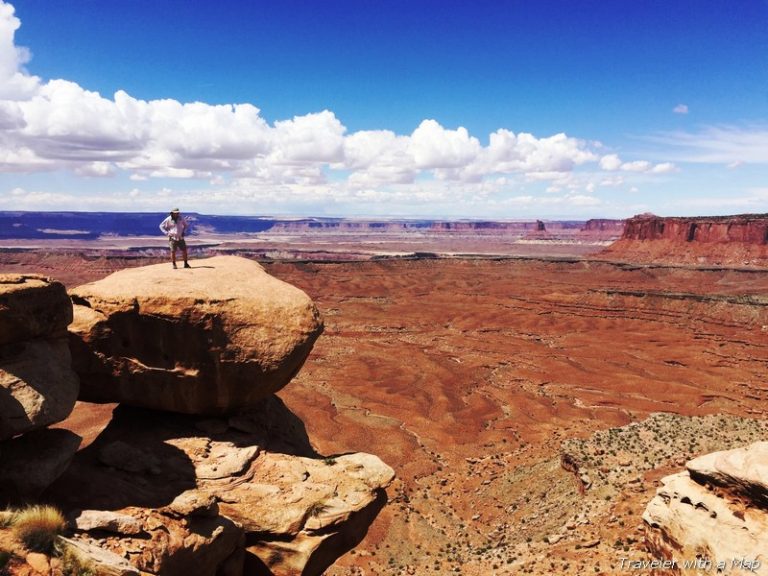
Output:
[0,273,74,345]
[66,507,243,576]
[0,260,393,575]
[643,442,768,574]
[0,338,81,440]
[46,398,395,576]
[0,274,80,499]
[233,452,393,576]
[68,255,323,414]
[59,537,141,576]
[602,213,768,265]
[0,274,79,439]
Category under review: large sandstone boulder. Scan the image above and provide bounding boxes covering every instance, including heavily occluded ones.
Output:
[0,339,80,440]
[69,255,323,414]
[0,274,73,345]
[0,274,79,440]
[643,442,768,575]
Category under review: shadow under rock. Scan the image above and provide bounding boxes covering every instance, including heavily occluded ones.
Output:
[43,394,320,512]
[228,394,319,458]
[0,428,82,506]
[43,405,198,511]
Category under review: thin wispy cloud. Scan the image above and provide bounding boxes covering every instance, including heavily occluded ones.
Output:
[673,104,689,115]
[647,124,768,165]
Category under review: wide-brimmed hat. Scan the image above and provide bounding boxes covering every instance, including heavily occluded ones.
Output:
[170,208,180,213]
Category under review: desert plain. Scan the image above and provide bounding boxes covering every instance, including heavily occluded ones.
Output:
[1,222,767,575]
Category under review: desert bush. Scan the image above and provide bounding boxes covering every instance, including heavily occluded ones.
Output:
[307,500,330,518]
[57,542,95,576]
[11,505,67,554]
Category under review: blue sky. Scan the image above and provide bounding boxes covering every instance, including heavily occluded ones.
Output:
[0,0,766,218]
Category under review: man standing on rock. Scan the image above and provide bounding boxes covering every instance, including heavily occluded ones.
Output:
[159,208,191,269]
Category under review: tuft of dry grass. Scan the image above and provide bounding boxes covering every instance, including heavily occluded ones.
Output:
[0,510,14,528]
[10,505,67,554]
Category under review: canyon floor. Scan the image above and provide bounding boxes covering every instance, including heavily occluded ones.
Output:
[2,249,767,575]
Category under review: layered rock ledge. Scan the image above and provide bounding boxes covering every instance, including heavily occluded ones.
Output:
[69,255,323,414]
[46,400,395,576]
[643,442,768,575]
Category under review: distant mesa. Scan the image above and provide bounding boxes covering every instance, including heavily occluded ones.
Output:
[602,212,768,266]
[581,218,626,233]
[0,210,624,242]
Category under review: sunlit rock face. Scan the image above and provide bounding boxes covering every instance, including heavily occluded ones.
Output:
[643,442,768,575]
[603,213,768,265]
[68,255,323,414]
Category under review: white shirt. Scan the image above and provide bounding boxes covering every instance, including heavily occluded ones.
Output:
[159,214,189,241]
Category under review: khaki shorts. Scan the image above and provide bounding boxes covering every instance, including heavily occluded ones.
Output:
[169,237,187,250]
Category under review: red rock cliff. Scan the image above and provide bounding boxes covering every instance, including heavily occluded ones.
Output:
[622,213,768,244]
[602,213,768,266]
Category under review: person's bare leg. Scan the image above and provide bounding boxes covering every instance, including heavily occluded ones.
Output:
[182,245,190,268]
[171,247,177,268]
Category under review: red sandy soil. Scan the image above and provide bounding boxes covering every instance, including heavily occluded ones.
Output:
[2,251,767,575]
[267,258,768,574]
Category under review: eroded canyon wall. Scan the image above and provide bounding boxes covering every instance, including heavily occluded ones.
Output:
[603,213,768,266]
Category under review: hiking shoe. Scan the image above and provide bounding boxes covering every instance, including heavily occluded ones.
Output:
[173,263,178,269]
[183,262,191,269]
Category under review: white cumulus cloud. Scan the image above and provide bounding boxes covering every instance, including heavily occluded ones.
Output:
[0,1,38,99]
[409,119,481,169]
[0,0,679,214]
